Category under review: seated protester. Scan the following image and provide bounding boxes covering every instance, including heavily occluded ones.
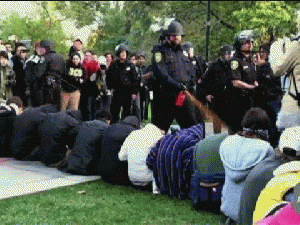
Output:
[238,154,285,225]
[219,107,275,224]
[37,110,82,166]
[62,110,111,175]
[96,116,140,186]
[118,123,165,191]
[0,96,23,157]
[189,133,228,213]
[146,123,205,199]
[11,104,59,160]
[237,129,300,224]
[255,183,300,225]
[253,126,300,224]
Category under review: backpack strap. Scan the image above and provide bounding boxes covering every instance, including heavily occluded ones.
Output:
[288,71,300,105]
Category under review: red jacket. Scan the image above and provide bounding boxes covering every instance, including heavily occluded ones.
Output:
[82,60,100,80]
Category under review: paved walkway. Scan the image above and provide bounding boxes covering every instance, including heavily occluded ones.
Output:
[0,158,100,200]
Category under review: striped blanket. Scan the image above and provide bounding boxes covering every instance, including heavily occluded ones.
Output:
[146,123,205,199]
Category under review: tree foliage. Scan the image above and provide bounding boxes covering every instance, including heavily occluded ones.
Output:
[1,1,300,62]
[0,2,68,56]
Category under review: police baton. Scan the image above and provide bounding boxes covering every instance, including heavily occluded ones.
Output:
[183,90,228,129]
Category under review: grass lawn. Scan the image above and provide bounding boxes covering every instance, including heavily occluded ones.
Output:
[0,180,220,224]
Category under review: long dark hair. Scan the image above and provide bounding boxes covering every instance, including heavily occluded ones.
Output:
[67,52,82,67]
[238,107,271,141]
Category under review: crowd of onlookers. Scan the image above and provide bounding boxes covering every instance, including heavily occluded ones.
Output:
[0,38,152,123]
[1,28,300,225]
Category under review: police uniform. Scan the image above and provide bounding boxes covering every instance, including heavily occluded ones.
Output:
[106,59,139,124]
[151,41,198,132]
[226,51,257,132]
[202,58,232,124]
[38,40,66,107]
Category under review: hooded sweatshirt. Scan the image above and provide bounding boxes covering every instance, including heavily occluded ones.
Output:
[96,116,140,185]
[118,123,164,186]
[219,134,274,221]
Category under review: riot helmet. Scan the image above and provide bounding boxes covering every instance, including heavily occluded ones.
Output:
[166,20,184,36]
[115,44,130,58]
[233,30,254,52]
[40,39,55,52]
[220,45,233,62]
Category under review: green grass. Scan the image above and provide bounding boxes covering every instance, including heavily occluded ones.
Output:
[0,180,220,224]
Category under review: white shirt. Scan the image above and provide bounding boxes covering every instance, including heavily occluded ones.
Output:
[118,123,164,186]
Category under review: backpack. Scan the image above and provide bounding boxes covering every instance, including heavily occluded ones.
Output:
[288,72,300,107]
[189,133,228,213]
[190,171,224,213]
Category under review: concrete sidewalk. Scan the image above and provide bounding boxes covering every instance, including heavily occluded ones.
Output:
[0,158,100,200]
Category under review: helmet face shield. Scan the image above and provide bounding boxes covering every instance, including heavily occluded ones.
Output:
[115,44,130,58]
[234,30,255,51]
[166,20,184,36]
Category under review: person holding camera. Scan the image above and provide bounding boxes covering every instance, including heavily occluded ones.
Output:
[0,51,15,102]
[269,36,300,130]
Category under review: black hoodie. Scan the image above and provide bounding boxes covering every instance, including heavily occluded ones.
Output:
[96,116,140,185]
[37,110,82,166]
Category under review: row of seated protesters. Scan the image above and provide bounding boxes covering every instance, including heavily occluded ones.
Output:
[2,97,300,224]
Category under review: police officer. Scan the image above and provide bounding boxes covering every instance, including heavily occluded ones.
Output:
[151,20,199,133]
[182,42,206,130]
[227,30,259,133]
[202,45,233,133]
[37,40,66,107]
[106,44,139,124]
[183,42,208,105]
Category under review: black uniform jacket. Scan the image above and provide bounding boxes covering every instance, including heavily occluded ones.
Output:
[11,104,59,160]
[151,41,197,94]
[106,59,139,95]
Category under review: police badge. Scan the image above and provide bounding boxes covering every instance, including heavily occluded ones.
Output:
[231,60,238,70]
[154,52,162,63]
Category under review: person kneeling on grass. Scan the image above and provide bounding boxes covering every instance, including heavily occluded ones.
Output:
[0,96,24,157]
[96,115,140,186]
[11,103,59,160]
[61,110,111,175]
[118,123,165,192]
[37,109,82,166]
